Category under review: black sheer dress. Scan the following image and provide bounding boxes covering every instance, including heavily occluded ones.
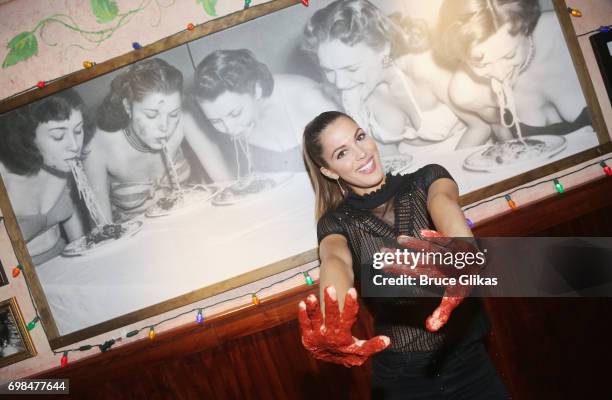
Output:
[316,164,489,354]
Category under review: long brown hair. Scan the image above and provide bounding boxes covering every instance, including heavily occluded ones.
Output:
[303,111,351,220]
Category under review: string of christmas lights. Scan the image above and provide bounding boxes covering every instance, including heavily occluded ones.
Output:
[462,157,612,214]
[576,24,611,38]
[48,267,318,367]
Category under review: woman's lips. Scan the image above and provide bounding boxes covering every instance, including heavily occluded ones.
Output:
[357,157,376,174]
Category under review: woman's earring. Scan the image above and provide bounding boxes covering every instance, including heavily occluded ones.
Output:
[382,54,394,68]
[336,178,346,196]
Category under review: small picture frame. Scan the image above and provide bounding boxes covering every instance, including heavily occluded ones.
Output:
[0,258,7,287]
[0,297,37,368]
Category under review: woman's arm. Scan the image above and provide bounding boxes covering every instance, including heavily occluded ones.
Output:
[182,111,234,183]
[318,233,354,313]
[61,198,85,241]
[427,178,473,238]
[448,71,498,149]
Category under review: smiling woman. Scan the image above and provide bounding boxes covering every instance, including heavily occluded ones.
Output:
[0,89,92,264]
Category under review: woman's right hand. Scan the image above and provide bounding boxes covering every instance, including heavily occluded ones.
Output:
[298,286,390,367]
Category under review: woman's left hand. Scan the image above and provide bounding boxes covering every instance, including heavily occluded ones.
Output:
[380,229,485,332]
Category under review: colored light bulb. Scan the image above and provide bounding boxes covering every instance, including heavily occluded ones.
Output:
[301,0,309,6]
[196,309,204,324]
[504,194,517,210]
[554,179,564,194]
[304,272,313,286]
[187,23,195,31]
[252,294,260,306]
[27,316,39,331]
[466,218,474,228]
[600,161,612,176]
[83,60,95,69]
[36,81,46,89]
[12,265,22,278]
[132,42,142,50]
[567,7,582,17]
[60,352,68,368]
[148,327,155,340]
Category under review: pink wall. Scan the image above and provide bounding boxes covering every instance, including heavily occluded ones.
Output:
[0,0,611,382]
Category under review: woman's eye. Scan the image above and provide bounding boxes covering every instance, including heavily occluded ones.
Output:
[169,111,180,118]
[230,110,242,118]
[52,134,65,141]
[357,132,366,141]
[74,128,83,135]
[337,150,347,160]
[145,112,158,119]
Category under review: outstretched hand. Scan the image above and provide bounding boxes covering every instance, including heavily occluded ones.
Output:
[381,229,484,332]
[298,287,390,367]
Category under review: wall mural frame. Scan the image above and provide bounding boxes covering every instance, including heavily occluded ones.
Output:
[0,0,608,350]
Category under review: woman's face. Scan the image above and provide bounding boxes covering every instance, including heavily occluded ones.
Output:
[34,110,84,173]
[319,116,385,195]
[467,22,530,83]
[126,91,182,150]
[317,39,388,100]
[199,90,260,138]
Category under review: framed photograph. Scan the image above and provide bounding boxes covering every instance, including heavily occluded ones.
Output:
[0,298,37,368]
[0,0,608,349]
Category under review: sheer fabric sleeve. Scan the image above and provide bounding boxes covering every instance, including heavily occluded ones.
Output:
[416,164,456,194]
[316,212,348,244]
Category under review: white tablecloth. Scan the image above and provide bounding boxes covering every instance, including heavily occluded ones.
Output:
[37,173,318,335]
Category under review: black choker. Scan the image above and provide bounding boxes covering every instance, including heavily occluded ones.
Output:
[123,127,157,153]
[345,173,404,209]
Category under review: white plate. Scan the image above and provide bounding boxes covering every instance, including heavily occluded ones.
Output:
[381,154,414,174]
[463,135,567,172]
[212,172,294,206]
[145,184,220,218]
[62,220,143,257]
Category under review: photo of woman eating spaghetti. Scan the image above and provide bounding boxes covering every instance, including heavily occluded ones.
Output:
[0,90,92,264]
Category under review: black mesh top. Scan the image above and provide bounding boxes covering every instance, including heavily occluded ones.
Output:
[317,164,489,353]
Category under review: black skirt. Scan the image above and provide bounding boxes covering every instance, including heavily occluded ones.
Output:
[371,340,509,400]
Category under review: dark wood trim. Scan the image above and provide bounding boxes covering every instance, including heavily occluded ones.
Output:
[473,174,612,235]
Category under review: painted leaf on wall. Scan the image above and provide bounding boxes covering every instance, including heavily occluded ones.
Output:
[2,31,38,68]
[197,0,218,16]
[90,0,119,23]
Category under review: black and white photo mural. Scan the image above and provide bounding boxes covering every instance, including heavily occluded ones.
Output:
[0,0,599,339]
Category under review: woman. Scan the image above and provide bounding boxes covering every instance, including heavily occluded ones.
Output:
[0,90,90,264]
[185,49,338,178]
[85,58,204,222]
[437,0,590,144]
[298,111,508,398]
[302,0,491,153]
